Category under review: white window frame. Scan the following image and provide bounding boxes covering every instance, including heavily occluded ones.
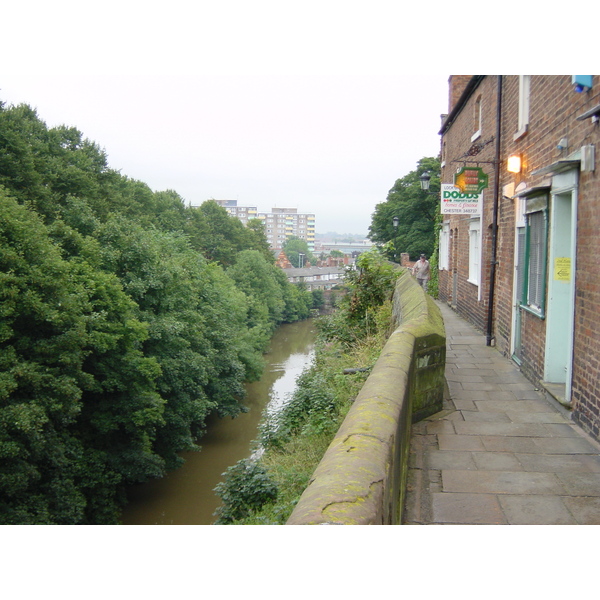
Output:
[514,75,531,140]
[439,222,450,270]
[471,96,482,141]
[468,218,481,286]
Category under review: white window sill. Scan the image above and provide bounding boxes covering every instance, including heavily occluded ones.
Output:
[471,130,481,142]
[513,125,528,141]
[467,278,479,286]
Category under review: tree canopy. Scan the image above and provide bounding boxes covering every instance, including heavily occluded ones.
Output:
[0,99,311,523]
[368,156,441,261]
[282,237,314,267]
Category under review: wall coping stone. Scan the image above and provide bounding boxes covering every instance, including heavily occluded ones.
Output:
[287,268,446,525]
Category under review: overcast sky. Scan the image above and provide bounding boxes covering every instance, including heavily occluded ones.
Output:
[1,3,586,237]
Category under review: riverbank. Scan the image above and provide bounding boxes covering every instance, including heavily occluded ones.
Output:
[217,299,394,524]
[120,319,317,524]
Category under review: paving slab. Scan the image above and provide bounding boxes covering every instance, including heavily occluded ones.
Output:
[516,453,600,473]
[498,495,577,525]
[562,497,600,524]
[472,452,523,471]
[432,492,507,524]
[403,300,600,525]
[442,469,565,495]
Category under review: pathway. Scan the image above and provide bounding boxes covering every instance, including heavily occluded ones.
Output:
[404,300,600,524]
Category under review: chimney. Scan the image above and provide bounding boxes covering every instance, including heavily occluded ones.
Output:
[448,75,472,113]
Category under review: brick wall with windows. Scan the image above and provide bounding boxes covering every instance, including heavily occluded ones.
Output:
[439,76,499,332]
[440,75,600,442]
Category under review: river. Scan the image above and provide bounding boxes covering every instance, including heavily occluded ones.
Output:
[120,318,317,525]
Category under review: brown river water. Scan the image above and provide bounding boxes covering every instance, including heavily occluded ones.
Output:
[120,318,316,525]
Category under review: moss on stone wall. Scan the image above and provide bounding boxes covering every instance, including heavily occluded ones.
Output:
[287,271,445,525]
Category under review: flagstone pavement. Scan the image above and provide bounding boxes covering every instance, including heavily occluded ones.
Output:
[404,300,600,525]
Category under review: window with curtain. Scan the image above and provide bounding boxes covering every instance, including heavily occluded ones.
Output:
[526,210,547,312]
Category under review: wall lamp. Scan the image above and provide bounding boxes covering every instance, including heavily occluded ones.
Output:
[507,155,521,173]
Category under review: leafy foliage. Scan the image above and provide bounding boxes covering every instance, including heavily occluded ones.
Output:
[368,156,441,261]
[318,247,397,346]
[226,292,395,524]
[213,458,278,524]
[282,236,314,267]
[0,98,312,523]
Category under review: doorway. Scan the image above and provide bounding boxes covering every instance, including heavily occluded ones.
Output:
[544,172,578,401]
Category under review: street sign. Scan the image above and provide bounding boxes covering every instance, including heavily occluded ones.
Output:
[454,166,489,194]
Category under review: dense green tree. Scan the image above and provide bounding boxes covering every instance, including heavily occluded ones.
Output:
[0,194,163,523]
[94,217,261,468]
[184,201,273,267]
[0,96,315,523]
[311,288,325,309]
[227,250,286,345]
[272,269,313,322]
[282,237,314,267]
[368,156,441,261]
[245,217,274,261]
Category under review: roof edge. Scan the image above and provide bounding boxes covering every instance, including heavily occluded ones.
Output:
[439,76,486,136]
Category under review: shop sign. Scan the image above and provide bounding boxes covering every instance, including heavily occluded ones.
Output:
[454,166,489,194]
[441,184,482,215]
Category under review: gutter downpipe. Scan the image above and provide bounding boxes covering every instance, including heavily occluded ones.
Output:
[486,75,503,346]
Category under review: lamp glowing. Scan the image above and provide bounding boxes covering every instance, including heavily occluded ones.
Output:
[507,155,521,173]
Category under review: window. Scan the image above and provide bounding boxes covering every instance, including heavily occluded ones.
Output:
[439,222,450,270]
[468,218,480,285]
[472,95,482,141]
[524,209,547,314]
[515,75,531,140]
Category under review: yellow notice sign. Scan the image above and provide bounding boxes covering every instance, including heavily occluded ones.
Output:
[554,257,571,281]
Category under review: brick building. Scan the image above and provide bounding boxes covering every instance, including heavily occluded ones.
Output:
[438,75,600,440]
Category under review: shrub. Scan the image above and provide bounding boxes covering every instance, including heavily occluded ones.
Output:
[213,458,278,524]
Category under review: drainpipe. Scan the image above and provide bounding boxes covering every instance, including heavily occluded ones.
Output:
[486,75,503,346]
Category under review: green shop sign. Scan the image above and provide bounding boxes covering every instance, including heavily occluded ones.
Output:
[454,166,489,194]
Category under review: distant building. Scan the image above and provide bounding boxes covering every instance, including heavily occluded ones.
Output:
[209,200,315,251]
[283,266,345,291]
[314,240,375,256]
[210,200,258,225]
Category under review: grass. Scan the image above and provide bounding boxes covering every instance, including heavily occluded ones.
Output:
[220,299,394,525]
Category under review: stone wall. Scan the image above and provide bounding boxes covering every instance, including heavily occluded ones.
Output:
[286,269,446,525]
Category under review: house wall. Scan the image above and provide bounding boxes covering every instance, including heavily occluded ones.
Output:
[439,76,499,333]
[440,74,600,442]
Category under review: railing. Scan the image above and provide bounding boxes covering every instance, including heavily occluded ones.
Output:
[286,268,446,525]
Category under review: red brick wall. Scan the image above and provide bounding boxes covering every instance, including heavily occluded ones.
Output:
[439,76,499,333]
[448,75,472,113]
[442,75,600,441]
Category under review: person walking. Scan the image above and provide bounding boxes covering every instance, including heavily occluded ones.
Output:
[412,254,430,290]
